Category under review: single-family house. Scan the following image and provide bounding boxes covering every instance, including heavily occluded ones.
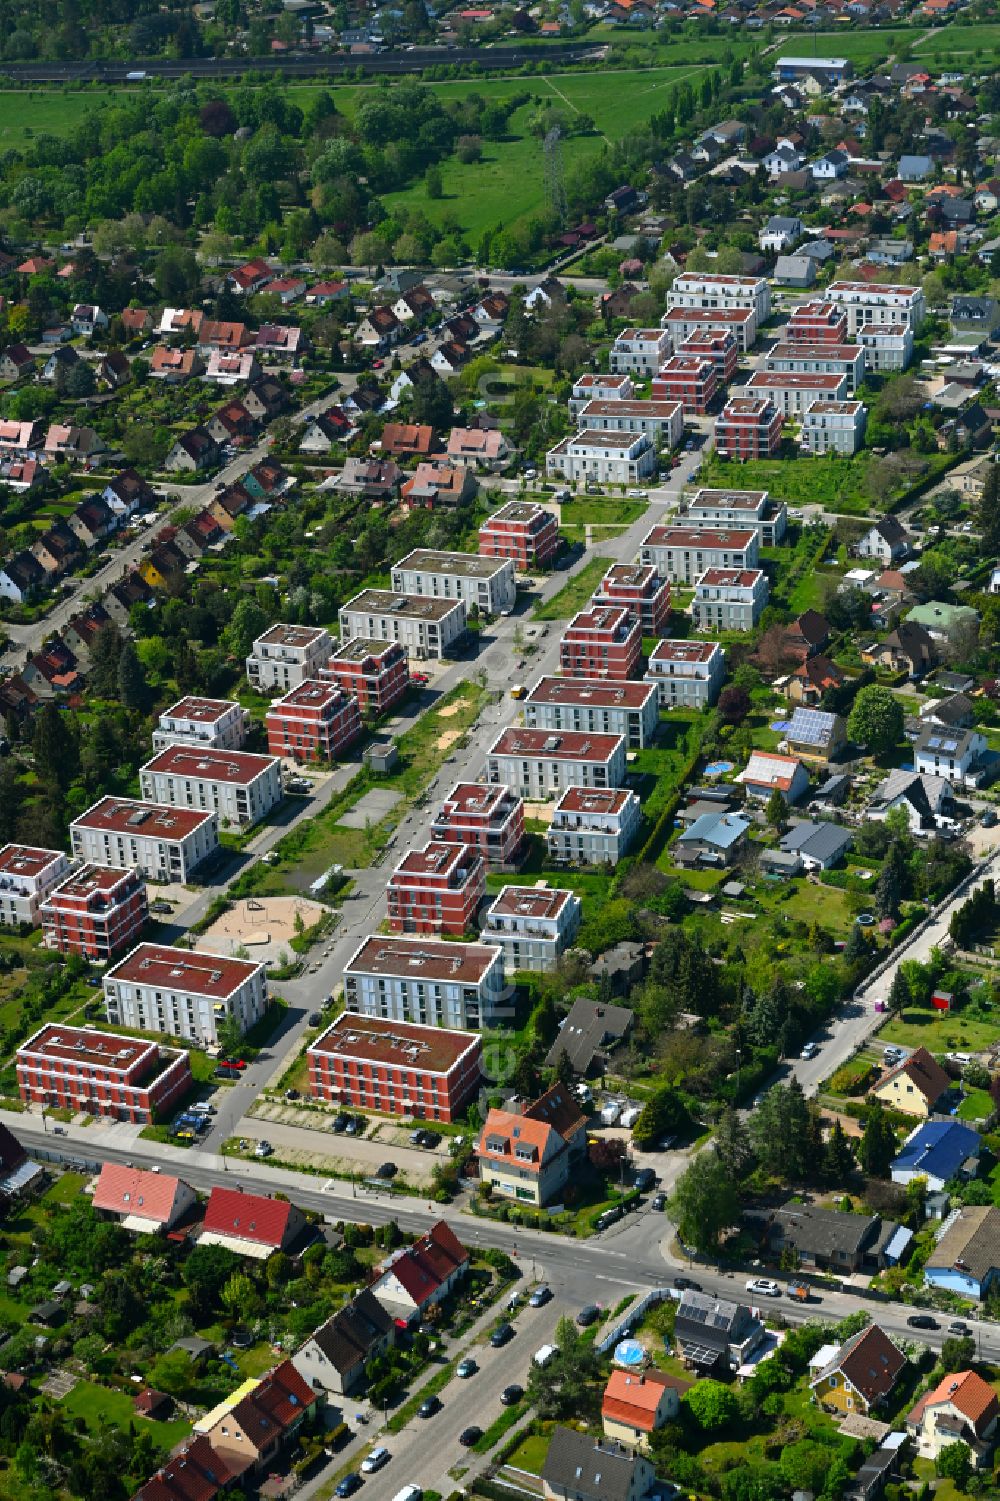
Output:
[863,621,936,679]
[924,1205,1000,1301]
[872,1046,953,1118]
[602,1369,691,1452]
[868,769,954,834]
[737,751,810,803]
[779,820,853,871]
[785,707,847,763]
[810,1325,907,1415]
[291,1290,396,1396]
[788,655,845,706]
[369,1220,469,1323]
[675,810,751,867]
[92,1164,196,1234]
[542,1427,656,1501]
[197,1360,316,1474]
[673,1291,767,1373]
[913,724,989,788]
[544,997,634,1077]
[891,1120,981,1192]
[907,1370,1000,1467]
[857,517,909,564]
[759,1201,911,1274]
[199,1187,308,1259]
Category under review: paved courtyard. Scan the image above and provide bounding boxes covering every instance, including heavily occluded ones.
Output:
[337,788,404,829]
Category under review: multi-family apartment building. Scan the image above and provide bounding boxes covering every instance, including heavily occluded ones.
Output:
[559,605,642,681]
[0,845,71,928]
[676,328,739,384]
[681,488,787,546]
[41,864,148,961]
[801,400,868,456]
[103,944,268,1044]
[857,323,914,372]
[568,373,635,420]
[826,280,926,335]
[486,727,626,799]
[70,798,219,882]
[639,525,759,583]
[478,501,560,571]
[323,639,409,718]
[576,399,683,450]
[650,356,718,415]
[307,1015,482,1122]
[524,677,658,751]
[668,271,771,326]
[662,304,758,354]
[139,747,283,828]
[785,301,849,345]
[430,783,525,869]
[152,697,250,753]
[390,548,516,617]
[338,589,467,660]
[265,681,363,763]
[16,1024,192,1123]
[645,639,726,708]
[342,935,507,1030]
[714,397,783,459]
[608,328,671,376]
[246,624,333,693]
[480,883,582,973]
[764,342,866,394]
[385,841,486,936]
[545,430,657,487]
[745,370,849,418]
[592,563,671,635]
[546,787,642,867]
[691,568,770,631]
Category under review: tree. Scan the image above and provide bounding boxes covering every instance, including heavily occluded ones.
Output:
[715,1106,755,1179]
[526,1315,599,1419]
[88,622,124,697]
[975,462,1000,553]
[824,1120,855,1184]
[940,1334,975,1370]
[217,1016,244,1060]
[874,840,907,924]
[669,1154,740,1254]
[857,1100,896,1178]
[183,1243,240,1318]
[221,1272,257,1319]
[33,701,79,790]
[750,1080,814,1181]
[887,966,910,1016]
[633,1087,688,1150]
[685,1378,739,1431]
[64,360,96,398]
[116,640,149,711]
[765,788,786,831]
[848,684,904,757]
[936,1442,972,1489]
[222,598,269,661]
[718,685,751,725]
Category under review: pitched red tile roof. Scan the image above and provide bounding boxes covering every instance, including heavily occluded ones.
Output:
[135,1435,234,1501]
[93,1164,185,1225]
[202,1186,294,1248]
[603,1368,689,1431]
[228,1360,314,1446]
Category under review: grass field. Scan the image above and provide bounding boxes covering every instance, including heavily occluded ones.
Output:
[879,1006,1000,1055]
[534,554,613,618]
[698,452,879,515]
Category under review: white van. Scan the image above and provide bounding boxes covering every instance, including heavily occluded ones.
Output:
[533,1344,557,1367]
[600,1100,622,1126]
[391,1488,422,1501]
[189,1103,216,1117]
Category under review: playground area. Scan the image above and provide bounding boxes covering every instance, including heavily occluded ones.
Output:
[193,895,327,965]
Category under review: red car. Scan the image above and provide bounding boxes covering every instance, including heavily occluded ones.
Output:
[372,358,384,369]
[221,1058,248,1070]
[411,673,429,685]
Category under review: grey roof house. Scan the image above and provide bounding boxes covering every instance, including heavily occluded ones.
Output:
[759,1201,911,1273]
[773,255,817,287]
[675,811,750,868]
[778,820,853,871]
[291,1289,396,1396]
[673,1291,766,1372]
[898,154,934,181]
[542,1426,655,1501]
[545,998,634,1076]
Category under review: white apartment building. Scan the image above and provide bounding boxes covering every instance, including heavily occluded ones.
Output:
[691,568,770,632]
[608,328,671,376]
[639,525,759,583]
[826,280,926,335]
[103,944,268,1045]
[577,399,684,450]
[480,884,582,973]
[339,589,467,660]
[800,400,867,456]
[661,304,758,354]
[0,845,71,928]
[645,639,726,708]
[568,373,635,420]
[139,747,283,829]
[523,676,659,750]
[246,624,333,693]
[152,697,250,753]
[764,342,867,394]
[667,272,771,326]
[343,934,507,1030]
[546,787,642,867]
[745,370,849,418]
[486,727,626,799]
[390,548,516,617]
[545,430,658,487]
[857,323,914,372]
[682,488,787,546]
[70,798,219,883]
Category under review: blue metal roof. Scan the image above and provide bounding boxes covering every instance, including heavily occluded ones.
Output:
[678,811,749,850]
[892,1120,980,1183]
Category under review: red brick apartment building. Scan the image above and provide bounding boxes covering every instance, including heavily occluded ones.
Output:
[677,328,739,384]
[559,606,642,681]
[386,841,486,935]
[478,501,560,570]
[40,863,148,961]
[784,300,850,344]
[308,1014,482,1122]
[430,783,525,869]
[592,564,671,635]
[324,638,410,717]
[714,397,783,459]
[16,1024,192,1122]
[265,679,362,762]
[651,355,718,415]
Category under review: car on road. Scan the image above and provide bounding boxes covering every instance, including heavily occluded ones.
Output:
[948,1321,971,1335]
[633,1168,658,1193]
[456,1358,477,1378]
[308,1012,322,1026]
[673,1277,700,1292]
[336,1475,363,1497]
[490,1322,514,1348]
[907,1314,939,1330]
[459,1426,483,1448]
[375,1161,397,1179]
[528,1284,551,1307]
[332,1113,350,1133]
[576,1304,600,1327]
[417,1395,441,1418]
[745,1278,781,1298]
[652,1192,667,1212]
[254,1140,273,1158]
[501,1383,524,1406]
[800,1042,820,1060]
[360,1446,390,1474]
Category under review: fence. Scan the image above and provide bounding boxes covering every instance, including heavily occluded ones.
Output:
[595,1286,672,1356]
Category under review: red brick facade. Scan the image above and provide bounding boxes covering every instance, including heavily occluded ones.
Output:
[592,564,671,636]
[41,864,148,961]
[17,1025,192,1123]
[715,397,783,459]
[559,605,642,681]
[324,639,410,716]
[785,301,850,344]
[651,355,718,415]
[386,841,486,935]
[265,680,362,762]
[677,329,739,384]
[308,1014,482,1122]
[430,783,525,869]
[478,502,560,570]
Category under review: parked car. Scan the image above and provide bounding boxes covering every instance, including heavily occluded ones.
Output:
[332,1113,350,1133]
[284,1089,301,1101]
[375,1161,397,1179]
[456,1358,477,1378]
[745,1278,781,1298]
[417,1396,441,1419]
[489,1323,514,1348]
[336,1475,363,1497]
[800,1041,819,1060]
[501,1384,524,1406]
[459,1427,483,1448]
[672,1277,700,1292]
[528,1285,551,1307]
[254,1140,273,1158]
[360,1446,391,1474]
[652,1191,667,1212]
[576,1304,600,1327]
[633,1168,658,1193]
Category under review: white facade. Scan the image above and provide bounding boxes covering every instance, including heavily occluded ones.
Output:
[139,748,283,829]
[546,787,642,866]
[0,846,71,928]
[745,370,849,418]
[609,328,671,376]
[390,549,516,617]
[683,489,787,546]
[639,526,759,584]
[480,884,582,973]
[857,323,914,372]
[343,935,507,1031]
[246,625,333,693]
[523,678,659,750]
[667,272,771,326]
[568,374,635,420]
[338,589,467,660]
[546,430,657,487]
[645,639,726,707]
[70,799,219,883]
[486,728,627,799]
[764,342,867,393]
[691,569,770,631]
[152,698,249,753]
[826,281,926,335]
[800,400,867,456]
[103,944,268,1045]
[577,400,683,450]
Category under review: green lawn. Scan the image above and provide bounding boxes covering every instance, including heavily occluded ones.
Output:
[697,453,879,515]
[914,20,1000,54]
[506,1431,550,1475]
[559,498,645,545]
[534,556,613,619]
[879,1006,1000,1055]
[61,1379,190,1451]
[957,1088,994,1122]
